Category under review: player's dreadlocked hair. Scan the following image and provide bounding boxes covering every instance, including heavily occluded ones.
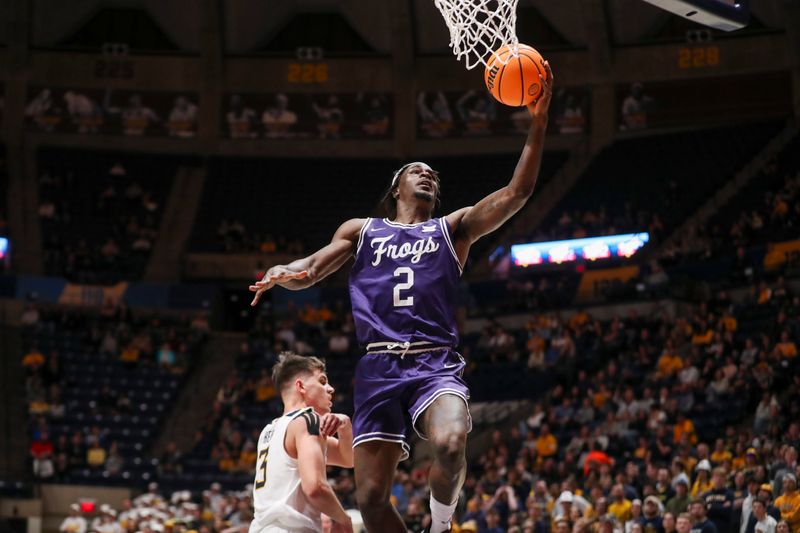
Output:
[382,162,442,218]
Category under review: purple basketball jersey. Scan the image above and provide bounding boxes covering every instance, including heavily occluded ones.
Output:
[348,217,462,348]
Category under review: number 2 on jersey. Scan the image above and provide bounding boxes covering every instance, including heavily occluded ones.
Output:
[393,267,414,307]
[254,448,268,489]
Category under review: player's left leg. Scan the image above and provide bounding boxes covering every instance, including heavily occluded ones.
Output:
[420,394,470,532]
[354,440,407,533]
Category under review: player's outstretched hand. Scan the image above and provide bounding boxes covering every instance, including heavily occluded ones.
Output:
[249,267,308,306]
[319,413,351,438]
[527,60,554,122]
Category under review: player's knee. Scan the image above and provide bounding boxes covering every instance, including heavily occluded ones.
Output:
[430,424,467,469]
[355,480,390,512]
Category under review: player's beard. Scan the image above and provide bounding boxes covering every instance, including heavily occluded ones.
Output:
[414,191,434,203]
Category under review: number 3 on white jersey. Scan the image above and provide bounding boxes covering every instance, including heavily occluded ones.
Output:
[393,267,414,307]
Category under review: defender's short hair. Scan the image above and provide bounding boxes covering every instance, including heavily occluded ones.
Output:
[271,352,326,392]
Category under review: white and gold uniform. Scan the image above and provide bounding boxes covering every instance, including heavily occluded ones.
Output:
[248,407,322,533]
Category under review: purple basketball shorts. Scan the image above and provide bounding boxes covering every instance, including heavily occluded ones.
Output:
[351,347,471,461]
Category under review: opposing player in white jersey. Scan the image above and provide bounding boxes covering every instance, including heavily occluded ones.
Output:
[249,353,354,533]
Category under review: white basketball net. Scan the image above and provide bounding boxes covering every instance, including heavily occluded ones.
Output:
[434,0,520,70]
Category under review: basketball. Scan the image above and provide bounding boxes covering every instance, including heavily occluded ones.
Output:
[484,44,546,107]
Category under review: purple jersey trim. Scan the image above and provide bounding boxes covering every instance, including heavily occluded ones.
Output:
[352,435,411,462]
[438,217,463,274]
[354,218,371,255]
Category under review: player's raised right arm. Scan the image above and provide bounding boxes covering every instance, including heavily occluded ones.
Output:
[249,218,364,306]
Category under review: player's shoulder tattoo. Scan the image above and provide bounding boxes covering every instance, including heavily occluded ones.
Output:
[299,409,321,436]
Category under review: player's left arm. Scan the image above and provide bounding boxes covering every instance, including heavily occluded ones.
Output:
[447,62,553,254]
[320,413,354,468]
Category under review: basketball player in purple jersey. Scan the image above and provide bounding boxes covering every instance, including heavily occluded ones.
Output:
[249,62,553,533]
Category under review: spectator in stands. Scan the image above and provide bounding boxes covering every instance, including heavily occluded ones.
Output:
[237,441,256,472]
[27,374,49,415]
[657,341,683,379]
[693,461,714,497]
[63,91,101,133]
[261,94,297,139]
[328,330,351,355]
[758,473,777,502]
[21,305,40,326]
[732,471,749,521]
[750,499,777,533]
[705,467,734,533]
[100,330,118,356]
[60,504,87,533]
[120,337,142,367]
[740,476,762,533]
[773,332,797,360]
[712,440,733,465]
[218,449,236,472]
[664,512,677,533]
[626,502,643,533]
[754,395,778,435]
[418,92,454,138]
[772,448,798,495]
[157,342,177,370]
[31,430,55,479]
[312,95,344,139]
[689,498,718,533]
[252,370,277,404]
[484,506,506,533]
[620,82,654,131]
[133,481,164,507]
[86,441,107,469]
[774,474,800,533]
[361,93,390,137]
[104,442,124,476]
[164,95,197,138]
[30,428,53,455]
[22,345,45,374]
[672,461,692,491]
[611,484,634,523]
[226,95,258,139]
[653,426,676,465]
[536,425,559,459]
[216,376,239,408]
[26,89,57,130]
[642,495,665,533]
[656,468,677,505]
[677,513,692,533]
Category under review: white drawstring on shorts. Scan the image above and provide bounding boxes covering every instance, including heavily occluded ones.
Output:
[386,341,411,359]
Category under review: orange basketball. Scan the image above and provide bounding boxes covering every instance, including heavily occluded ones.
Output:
[484,44,546,107]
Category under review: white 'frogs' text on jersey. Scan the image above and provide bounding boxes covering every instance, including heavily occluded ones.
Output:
[249,407,323,533]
